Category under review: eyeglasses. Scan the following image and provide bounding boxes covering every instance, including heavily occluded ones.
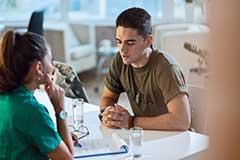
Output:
[70,98,89,140]
[69,125,89,140]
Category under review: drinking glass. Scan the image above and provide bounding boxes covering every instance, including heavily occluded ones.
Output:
[70,98,89,141]
[72,98,84,130]
[129,127,143,158]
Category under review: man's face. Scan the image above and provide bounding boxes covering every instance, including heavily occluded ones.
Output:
[115,26,149,66]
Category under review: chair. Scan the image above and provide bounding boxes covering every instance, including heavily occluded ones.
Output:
[188,84,207,134]
[6,10,44,34]
[27,10,44,35]
[44,22,96,73]
[154,24,209,83]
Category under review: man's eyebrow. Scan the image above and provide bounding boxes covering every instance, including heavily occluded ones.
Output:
[125,39,136,42]
[115,37,136,42]
[115,37,121,41]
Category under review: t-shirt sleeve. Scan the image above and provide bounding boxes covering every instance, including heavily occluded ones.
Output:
[27,103,61,154]
[158,65,188,104]
[105,53,124,94]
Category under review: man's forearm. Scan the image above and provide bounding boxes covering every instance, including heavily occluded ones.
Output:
[99,97,117,110]
[134,113,190,131]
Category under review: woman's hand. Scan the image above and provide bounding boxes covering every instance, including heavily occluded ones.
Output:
[44,74,65,113]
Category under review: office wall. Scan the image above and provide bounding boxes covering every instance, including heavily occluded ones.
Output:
[205,0,240,159]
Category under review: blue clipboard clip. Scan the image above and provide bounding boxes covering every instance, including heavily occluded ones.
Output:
[74,145,129,159]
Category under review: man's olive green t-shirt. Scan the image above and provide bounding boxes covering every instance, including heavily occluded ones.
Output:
[105,50,188,116]
[0,86,61,160]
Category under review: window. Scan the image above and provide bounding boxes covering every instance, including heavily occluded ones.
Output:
[68,0,100,19]
[0,0,206,23]
[0,0,60,21]
[68,0,163,21]
[174,0,185,19]
[68,0,205,23]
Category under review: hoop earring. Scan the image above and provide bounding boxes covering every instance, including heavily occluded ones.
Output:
[37,72,43,82]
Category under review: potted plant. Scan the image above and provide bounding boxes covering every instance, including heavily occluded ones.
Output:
[184,42,209,78]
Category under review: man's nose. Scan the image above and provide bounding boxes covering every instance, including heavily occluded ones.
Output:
[120,43,127,53]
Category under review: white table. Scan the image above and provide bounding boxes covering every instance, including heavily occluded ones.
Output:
[34,90,208,160]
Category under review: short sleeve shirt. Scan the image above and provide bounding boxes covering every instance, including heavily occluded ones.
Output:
[0,86,61,160]
[105,50,188,116]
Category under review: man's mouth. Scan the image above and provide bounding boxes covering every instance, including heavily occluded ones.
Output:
[121,55,128,59]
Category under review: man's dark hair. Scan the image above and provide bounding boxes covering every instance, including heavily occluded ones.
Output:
[116,7,152,37]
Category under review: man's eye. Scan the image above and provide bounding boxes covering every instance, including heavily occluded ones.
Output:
[127,41,135,45]
[116,41,121,44]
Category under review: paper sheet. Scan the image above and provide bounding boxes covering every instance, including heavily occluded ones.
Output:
[74,132,128,158]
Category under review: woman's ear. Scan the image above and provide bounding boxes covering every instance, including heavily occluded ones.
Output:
[32,60,43,76]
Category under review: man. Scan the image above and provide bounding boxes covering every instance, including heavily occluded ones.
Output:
[99,7,191,131]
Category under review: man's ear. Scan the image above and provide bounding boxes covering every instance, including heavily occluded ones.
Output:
[145,35,153,48]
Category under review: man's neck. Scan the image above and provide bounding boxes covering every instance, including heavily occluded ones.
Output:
[131,47,152,68]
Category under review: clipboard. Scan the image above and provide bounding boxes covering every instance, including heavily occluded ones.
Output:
[74,133,129,159]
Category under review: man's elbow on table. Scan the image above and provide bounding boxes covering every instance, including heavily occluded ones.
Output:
[176,117,191,131]
[168,94,191,131]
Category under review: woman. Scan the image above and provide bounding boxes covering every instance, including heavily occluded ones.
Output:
[0,31,74,159]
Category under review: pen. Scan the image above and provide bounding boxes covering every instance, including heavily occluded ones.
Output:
[74,141,82,148]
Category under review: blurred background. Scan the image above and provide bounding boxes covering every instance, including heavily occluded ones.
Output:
[0,0,205,22]
[0,0,209,134]
[1,1,240,159]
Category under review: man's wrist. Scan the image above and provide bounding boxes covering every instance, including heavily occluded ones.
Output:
[98,108,106,121]
[128,116,135,129]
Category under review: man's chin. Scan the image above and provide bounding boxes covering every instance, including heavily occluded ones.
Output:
[122,60,131,65]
